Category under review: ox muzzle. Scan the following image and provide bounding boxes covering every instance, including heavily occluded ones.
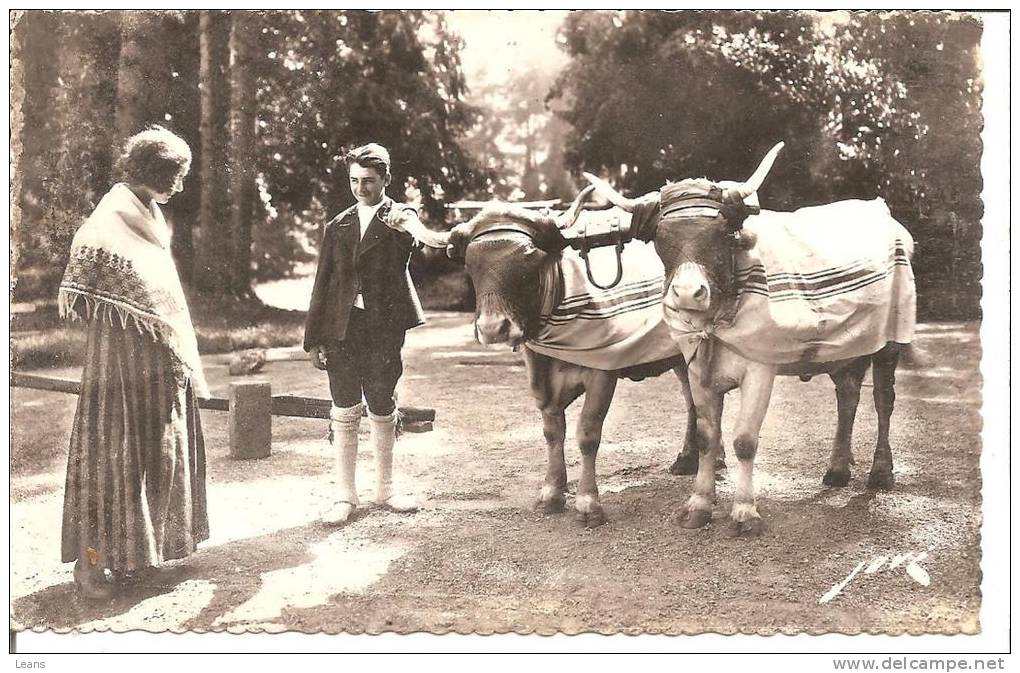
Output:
[475,296,527,346]
[666,262,713,312]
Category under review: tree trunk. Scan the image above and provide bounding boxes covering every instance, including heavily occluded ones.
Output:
[10,12,30,282]
[12,12,77,300]
[114,12,149,145]
[50,14,119,282]
[165,11,202,287]
[229,11,257,298]
[113,11,177,148]
[116,11,199,284]
[193,10,233,296]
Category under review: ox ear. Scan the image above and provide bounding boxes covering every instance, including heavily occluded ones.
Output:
[718,180,761,211]
[530,220,569,253]
[733,229,757,250]
[446,222,475,259]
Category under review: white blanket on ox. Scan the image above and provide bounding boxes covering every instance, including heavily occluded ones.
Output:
[674,198,916,366]
[526,238,684,371]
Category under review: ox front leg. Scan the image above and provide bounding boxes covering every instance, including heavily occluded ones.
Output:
[574,373,617,529]
[823,358,870,487]
[677,379,724,530]
[526,350,579,515]
[726,366,775,538]
[537,410,568,513]
[868,345,900,491]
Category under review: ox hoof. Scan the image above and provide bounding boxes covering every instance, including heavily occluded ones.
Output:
[823,468,852,488]
[575,495,607,529]
[536,493,567,514]
[669,451,699,476]
[578,507,608,529]
[867,470,895,491]
[725,518,765,539]
[678,508,712,530]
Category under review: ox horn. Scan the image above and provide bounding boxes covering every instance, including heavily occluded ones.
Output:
[581,172,638,212]
[556,184,596,229]
[396,213,452,250]
[736,141,785,198]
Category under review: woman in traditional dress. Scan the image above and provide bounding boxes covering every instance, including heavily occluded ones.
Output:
[58,126,210,599]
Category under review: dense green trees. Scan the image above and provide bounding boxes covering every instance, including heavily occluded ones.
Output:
[549,10,983,318]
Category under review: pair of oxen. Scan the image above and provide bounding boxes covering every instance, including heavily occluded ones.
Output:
[419,142,917,536]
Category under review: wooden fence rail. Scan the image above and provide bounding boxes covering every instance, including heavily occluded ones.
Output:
[10,372,435,423]
[11,372,435,459]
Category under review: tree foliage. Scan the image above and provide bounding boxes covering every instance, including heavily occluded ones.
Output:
[13,9,482,299]
[14,13,119,299]
[461,64,577,202]
[12,10,986,318]
[550,10,984,318]
[252,11,480,221]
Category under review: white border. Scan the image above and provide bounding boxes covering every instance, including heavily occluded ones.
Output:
[7,7,1013,662]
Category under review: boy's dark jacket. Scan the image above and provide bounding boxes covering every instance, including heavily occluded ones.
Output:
[303,197,425,351]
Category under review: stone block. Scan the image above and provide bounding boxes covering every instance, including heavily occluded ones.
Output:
[229,381,272,459]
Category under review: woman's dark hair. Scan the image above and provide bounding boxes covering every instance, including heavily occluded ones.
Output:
[115,126,192,193]
[344,142,391,178]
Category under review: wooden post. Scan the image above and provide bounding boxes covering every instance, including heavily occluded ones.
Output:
[228,380,272,460]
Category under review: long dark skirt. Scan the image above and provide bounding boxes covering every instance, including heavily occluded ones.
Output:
[61,317,209,572]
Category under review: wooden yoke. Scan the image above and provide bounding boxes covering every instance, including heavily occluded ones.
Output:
[445,188,638,290]
[560,207,635,290]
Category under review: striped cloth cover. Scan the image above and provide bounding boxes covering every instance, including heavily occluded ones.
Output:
[526,210,684,370]
[697,198,916,365]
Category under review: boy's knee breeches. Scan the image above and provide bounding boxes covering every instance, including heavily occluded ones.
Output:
[325,309,405,416]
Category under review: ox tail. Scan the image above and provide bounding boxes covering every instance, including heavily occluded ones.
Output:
[898,341,929,370]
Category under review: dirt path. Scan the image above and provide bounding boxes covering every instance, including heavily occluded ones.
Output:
[10,314,982,635]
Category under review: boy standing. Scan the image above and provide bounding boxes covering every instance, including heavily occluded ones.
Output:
[304,143,431,525]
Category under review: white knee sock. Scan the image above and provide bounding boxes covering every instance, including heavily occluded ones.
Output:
[369,410,397,503]
[330,403,363,505]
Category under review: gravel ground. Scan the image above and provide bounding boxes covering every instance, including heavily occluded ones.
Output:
[10,314,982,635]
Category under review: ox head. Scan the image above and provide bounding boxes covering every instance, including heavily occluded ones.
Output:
[442,188,594,347]
[584,143,783,330]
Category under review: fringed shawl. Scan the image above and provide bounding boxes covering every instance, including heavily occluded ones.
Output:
[58,183,209,398]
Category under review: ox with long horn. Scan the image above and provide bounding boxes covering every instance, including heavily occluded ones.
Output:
[582,141,785,213]
[586,140,919,539]
[433,186,698,526]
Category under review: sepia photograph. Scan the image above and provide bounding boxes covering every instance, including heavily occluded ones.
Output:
[7,7,1010,658]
